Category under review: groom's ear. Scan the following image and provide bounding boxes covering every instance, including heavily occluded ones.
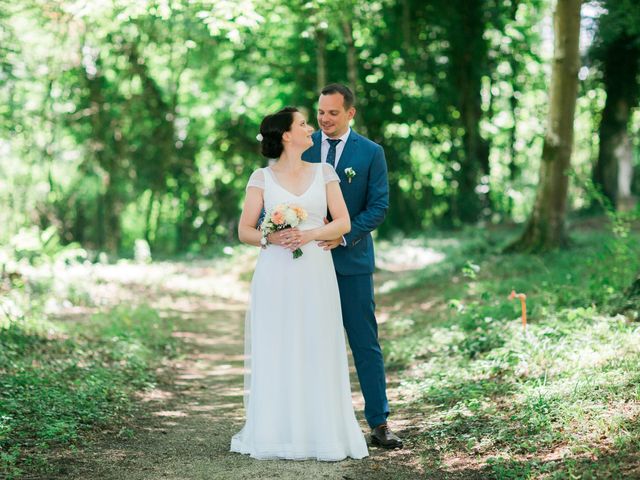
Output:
[347,107,356,120]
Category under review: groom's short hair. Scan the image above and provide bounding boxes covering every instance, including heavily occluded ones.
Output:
[321,83,355,110]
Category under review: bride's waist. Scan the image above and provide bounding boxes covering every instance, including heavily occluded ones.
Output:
[297,223,323,231]
[294,218,325,230]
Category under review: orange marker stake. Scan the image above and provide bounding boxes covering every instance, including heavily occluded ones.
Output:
[509,290,527,330]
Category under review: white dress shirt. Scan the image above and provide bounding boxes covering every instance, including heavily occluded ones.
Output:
[320,128,351,247]
[321,128,351,169]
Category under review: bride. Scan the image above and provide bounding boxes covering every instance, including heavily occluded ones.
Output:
[231,107,369,461]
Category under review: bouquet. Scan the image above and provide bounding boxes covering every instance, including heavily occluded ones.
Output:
[260,203,308,259]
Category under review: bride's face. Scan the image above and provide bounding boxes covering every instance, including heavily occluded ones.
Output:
[284,112,314,149]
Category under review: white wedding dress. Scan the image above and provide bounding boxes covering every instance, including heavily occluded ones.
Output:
[230,163,369,461]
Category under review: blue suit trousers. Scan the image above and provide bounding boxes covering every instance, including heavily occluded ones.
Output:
[337,273,390,428]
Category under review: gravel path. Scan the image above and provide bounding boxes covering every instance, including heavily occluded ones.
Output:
[46,261,426,480]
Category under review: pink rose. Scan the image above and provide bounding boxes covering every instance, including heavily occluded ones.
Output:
[271,211,285,225]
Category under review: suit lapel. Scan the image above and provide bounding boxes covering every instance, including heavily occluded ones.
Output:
[337,130,359,177]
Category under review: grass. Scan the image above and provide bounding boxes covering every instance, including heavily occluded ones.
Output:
[376,224,640,478]
[1,220,639,479]
[0,301,177,479]
[0,231,248,479]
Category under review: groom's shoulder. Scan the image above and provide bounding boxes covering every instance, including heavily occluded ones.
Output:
[350,130,383,153]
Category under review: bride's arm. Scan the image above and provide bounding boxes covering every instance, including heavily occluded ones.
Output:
[238,187,264,247]
[301,181,350,244]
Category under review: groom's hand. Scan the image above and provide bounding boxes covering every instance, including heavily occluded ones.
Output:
[318,238,342,250]
[319,217,343,250]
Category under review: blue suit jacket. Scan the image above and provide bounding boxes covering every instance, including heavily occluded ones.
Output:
[302,130,389,276]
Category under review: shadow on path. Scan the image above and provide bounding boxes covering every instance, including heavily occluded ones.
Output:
[46,283,434,480]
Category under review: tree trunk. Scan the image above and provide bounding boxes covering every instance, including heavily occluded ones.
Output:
[103,170,121,254]
[316,27,327,92]
[401,0,411,52]
[341,18,365,134]
[154,195,163,247]
[620,272,640,318]
[507,0,582,252]
[629,275,640,298]
[449,0,490,224]
[507,0,521,197]
[341,19,359,99]
[86,68,124,254]
[144,190,156,246]
[507,84,519,215]
[96,188,105,250]
[593,35,639,211]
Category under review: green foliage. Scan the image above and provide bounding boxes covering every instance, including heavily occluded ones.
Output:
[2,226,87,268]
[3,0,637,254]
[571,171,640,305]
[0,305,176,479]
[378,226,640,477]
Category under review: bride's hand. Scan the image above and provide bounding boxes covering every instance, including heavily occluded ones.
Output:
[272,228,301,250]
[288,230,314,251]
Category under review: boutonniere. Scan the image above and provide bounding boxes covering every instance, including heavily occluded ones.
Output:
[344,167,356,183]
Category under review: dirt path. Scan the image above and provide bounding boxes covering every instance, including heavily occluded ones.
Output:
[46,260,427,480]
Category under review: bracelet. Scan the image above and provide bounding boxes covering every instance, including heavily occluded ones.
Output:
[260,233,269,249]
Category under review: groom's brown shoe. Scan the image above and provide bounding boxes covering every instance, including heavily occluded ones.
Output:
[370,423,403,449]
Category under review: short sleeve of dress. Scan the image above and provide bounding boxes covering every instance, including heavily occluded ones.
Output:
[322,163,341,184]
[246,168,265,190]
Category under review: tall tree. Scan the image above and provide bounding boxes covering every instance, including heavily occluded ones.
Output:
[508,0,583,252]
[315,25,328,92]
[591,0,640,211]
[416,0,526,225]
[447,0,490,223]
[76,42,128,253]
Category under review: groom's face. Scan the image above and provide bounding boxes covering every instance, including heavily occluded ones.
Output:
[317,93,355,138]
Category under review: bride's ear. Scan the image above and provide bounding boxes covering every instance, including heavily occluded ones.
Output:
[282,131,291,143]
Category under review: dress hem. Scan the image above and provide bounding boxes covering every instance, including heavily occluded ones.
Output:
[230,438,369,462]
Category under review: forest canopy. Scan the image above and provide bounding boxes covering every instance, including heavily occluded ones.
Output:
[1,0,638,256]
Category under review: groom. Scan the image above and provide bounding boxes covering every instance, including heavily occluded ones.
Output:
[302,83,402,449]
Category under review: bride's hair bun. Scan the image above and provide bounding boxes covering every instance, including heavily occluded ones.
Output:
[259,107,298,158]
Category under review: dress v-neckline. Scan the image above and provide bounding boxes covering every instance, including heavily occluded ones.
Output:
[267,164,319,198]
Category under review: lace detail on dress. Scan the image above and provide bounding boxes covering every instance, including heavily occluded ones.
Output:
[322,163,341,184]
[246,168,265,190]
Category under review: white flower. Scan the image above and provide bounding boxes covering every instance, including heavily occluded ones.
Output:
[284,208,298,226]
[344,167,356,183]
[256,133,263,142]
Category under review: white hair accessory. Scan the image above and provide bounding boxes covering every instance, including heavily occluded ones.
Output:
[256,133,263,142]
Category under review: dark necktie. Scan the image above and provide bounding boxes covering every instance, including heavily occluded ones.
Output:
[326,139,341,168]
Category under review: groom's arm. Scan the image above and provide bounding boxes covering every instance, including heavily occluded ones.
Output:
[343,145,389,247]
